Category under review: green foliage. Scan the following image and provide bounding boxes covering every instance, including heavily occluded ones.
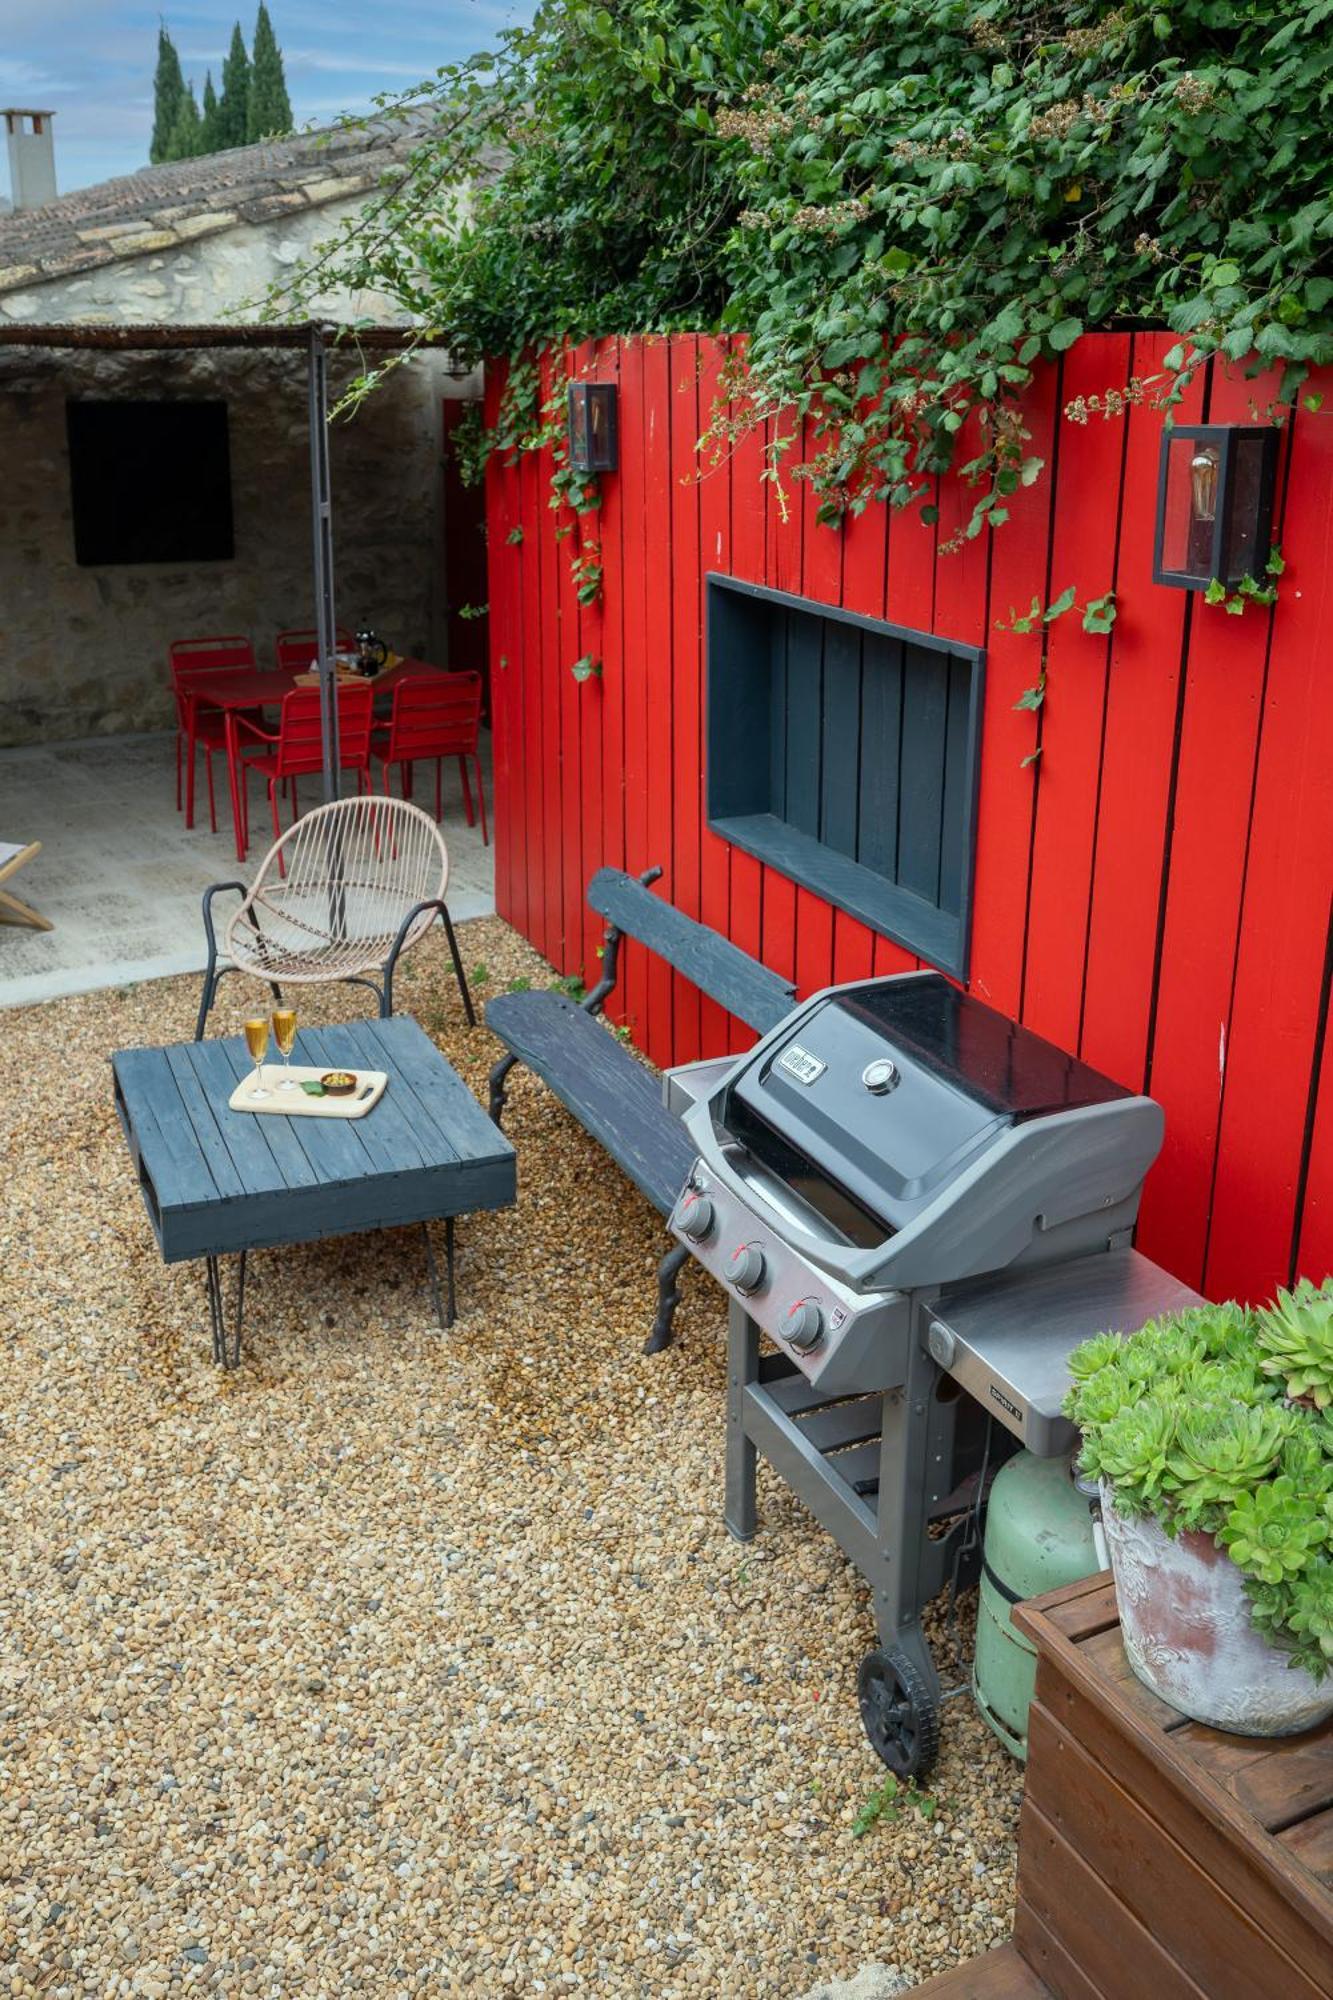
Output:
[275,0,1333,528]
[1256,1276,1333,1407]
[169,85,203,163]
[150,27,188,164]
[1066,1285,1333,1681]
[852,1772,938,1838]
[217,22,252,151]
[201,72,221,152]
[571,653,603,682]
[247,2,293,142]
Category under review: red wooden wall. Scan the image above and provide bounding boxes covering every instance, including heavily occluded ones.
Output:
[484,333,1333,1304]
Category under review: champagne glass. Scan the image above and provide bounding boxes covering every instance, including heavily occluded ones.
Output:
[272,1006,299,1091]
[244,1016,271,1100]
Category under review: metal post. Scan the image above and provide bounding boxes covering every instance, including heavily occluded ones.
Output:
[307,323,339,804]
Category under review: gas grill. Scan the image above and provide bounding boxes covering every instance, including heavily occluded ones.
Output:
[667,971,1197,1775]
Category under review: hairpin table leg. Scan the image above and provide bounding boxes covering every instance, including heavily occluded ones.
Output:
[422,1220,457,1331]
[204,1252,247,1370]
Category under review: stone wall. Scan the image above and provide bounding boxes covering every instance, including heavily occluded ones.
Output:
[0,342,462,746]
[0,191,480,747]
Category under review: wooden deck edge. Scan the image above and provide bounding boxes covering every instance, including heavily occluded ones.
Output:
[903,1942,1049,1997]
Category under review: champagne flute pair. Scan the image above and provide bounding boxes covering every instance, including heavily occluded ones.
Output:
[244,1006,299,1099]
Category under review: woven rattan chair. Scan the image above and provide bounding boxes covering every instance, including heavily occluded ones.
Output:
[194,794,475,1040]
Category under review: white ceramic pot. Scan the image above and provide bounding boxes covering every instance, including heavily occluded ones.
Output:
[1100,1481,1333,1737]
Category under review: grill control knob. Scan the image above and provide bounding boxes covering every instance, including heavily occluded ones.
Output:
[784,1300,825,1352]
[679,1190,715,1241]
[862,1058,899,1095]
[729,1243,768,1294]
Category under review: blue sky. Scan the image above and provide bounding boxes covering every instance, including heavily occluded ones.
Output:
[2,0,528,196]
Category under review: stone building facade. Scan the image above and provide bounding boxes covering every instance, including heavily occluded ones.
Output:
[0,120,474,747]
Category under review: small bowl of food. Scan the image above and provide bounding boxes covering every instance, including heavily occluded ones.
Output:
[320,1070,358,1097]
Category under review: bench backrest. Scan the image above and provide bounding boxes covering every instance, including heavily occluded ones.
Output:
[588,867,797,1033]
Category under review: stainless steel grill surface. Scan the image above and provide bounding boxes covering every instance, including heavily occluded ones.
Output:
[667,970,1197,1776]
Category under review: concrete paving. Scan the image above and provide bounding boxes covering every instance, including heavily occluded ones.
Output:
[0,730,495,1010]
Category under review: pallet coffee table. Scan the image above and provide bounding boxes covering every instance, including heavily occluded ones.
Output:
[113,1015,516,1367]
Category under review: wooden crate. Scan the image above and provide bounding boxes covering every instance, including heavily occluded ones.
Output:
[1010,1573,1333,2000]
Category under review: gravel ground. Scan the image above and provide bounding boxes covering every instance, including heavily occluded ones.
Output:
[0,918,1020,1998]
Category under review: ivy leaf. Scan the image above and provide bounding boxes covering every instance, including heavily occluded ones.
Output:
[1020,747,1044,767]
[570,654,603,682]
[1204,578,1228,605]
[1048,319,1083,352]
[505,525,525,545]
[1082,592,1117,635]
[1044,585,1077,622]
[1014,683,1046,712]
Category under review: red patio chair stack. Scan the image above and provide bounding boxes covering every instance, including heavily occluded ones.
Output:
[170,634,257,832]
[370,671,488,844]
[232,683,375,862]
[274,627,356,673]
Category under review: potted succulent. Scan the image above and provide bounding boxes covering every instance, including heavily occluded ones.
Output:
[1065,1280,1333,1736]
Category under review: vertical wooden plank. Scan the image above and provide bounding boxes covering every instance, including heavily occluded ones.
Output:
[669,333,704,1063]
[966,360,1059,1017]
[784,607,823,836]
[572,338,607,993]
[1295,910,1333,1282]
[1138,358,1290,1287]
[857,634,903,882]
[937,652,974,919]
[698,335,735,1057]
[1081,334,1206,1085]
[533,352,563,968]
[482,366,518,930]
[595,338,627,1022]
[820,621,861,859]
[555,344,587,978]
[1209,380,1333,1297]
[619,336,651,1043]
[1022,333,1133,1052]
[840,485,905,983]
[641,335,676,1065]
[794,417,840,1000]
[896,643,950,904]
[731,369,780,1042]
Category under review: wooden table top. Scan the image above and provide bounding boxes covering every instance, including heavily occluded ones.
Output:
[113,1016,515,1264]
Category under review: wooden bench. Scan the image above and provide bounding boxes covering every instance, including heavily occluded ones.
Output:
[486,866,796,1351]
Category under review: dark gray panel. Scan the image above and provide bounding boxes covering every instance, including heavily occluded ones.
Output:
[820,620,862,860]
[783,606,823,838]
[856,632,903,880]
[896,642,950,905]
[937,653,973,919]
[769,612,789,818]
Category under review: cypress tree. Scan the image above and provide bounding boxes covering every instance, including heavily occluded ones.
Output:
[167,85,203,161]
[149,26,186,164]
[246,4,293,142]
[200,70,220,152]
[216,23,251,149]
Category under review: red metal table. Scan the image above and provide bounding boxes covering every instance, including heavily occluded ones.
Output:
[198,658,441,860]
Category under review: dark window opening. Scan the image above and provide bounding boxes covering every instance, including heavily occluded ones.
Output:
[706,576,985,978]
[66,399,234,566]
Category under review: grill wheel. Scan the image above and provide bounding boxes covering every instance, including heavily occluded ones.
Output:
[857,1647,940,1780]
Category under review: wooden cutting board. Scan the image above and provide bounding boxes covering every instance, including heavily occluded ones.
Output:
[228,1065,389,1118]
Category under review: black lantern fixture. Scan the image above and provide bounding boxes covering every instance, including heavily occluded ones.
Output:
[1152,423,1278,590]
[567,382,618,473]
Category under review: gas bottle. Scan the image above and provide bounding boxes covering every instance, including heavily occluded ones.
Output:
[972,1449,1101,1760]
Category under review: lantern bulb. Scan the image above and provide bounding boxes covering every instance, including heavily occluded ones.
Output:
[1190,446,1219,523]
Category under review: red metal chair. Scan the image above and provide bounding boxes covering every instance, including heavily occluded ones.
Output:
[274,626,355,673]
[169,635,256,832]
[232,684,374,863]
[370,671,488,844]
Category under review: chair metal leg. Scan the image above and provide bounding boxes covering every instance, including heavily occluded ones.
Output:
[185,731,198,830]
[435,759,442,822]
[440,906,476,1026]
[175,732,183,813]
[458,755,475,827]
[206,751,218,834]
[645,1243,690,1354]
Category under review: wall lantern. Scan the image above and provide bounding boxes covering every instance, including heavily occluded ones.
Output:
[1152,423,1278,590]
[567,382,618,473]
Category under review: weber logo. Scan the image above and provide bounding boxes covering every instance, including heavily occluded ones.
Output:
[989,1384,1023,1424]
[777,1044,826,1086]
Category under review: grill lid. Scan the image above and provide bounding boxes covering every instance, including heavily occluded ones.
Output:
[726,973,1131,1237]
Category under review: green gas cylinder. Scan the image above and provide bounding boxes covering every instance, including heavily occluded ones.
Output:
[972,1450,1101,1760]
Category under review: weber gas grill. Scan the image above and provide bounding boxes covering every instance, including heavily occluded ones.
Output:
[668,971,1197,1776]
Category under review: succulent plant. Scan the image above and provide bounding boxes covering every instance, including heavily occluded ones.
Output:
[1066,1285,1333,1680]
[1255,1276,1333,1409]
[1168,1402,1294,1526]
[1222,1477,1329,1586]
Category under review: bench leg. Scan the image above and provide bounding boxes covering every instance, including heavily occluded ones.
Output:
[488,1051,519,1125]
[645,1243,690,1355]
